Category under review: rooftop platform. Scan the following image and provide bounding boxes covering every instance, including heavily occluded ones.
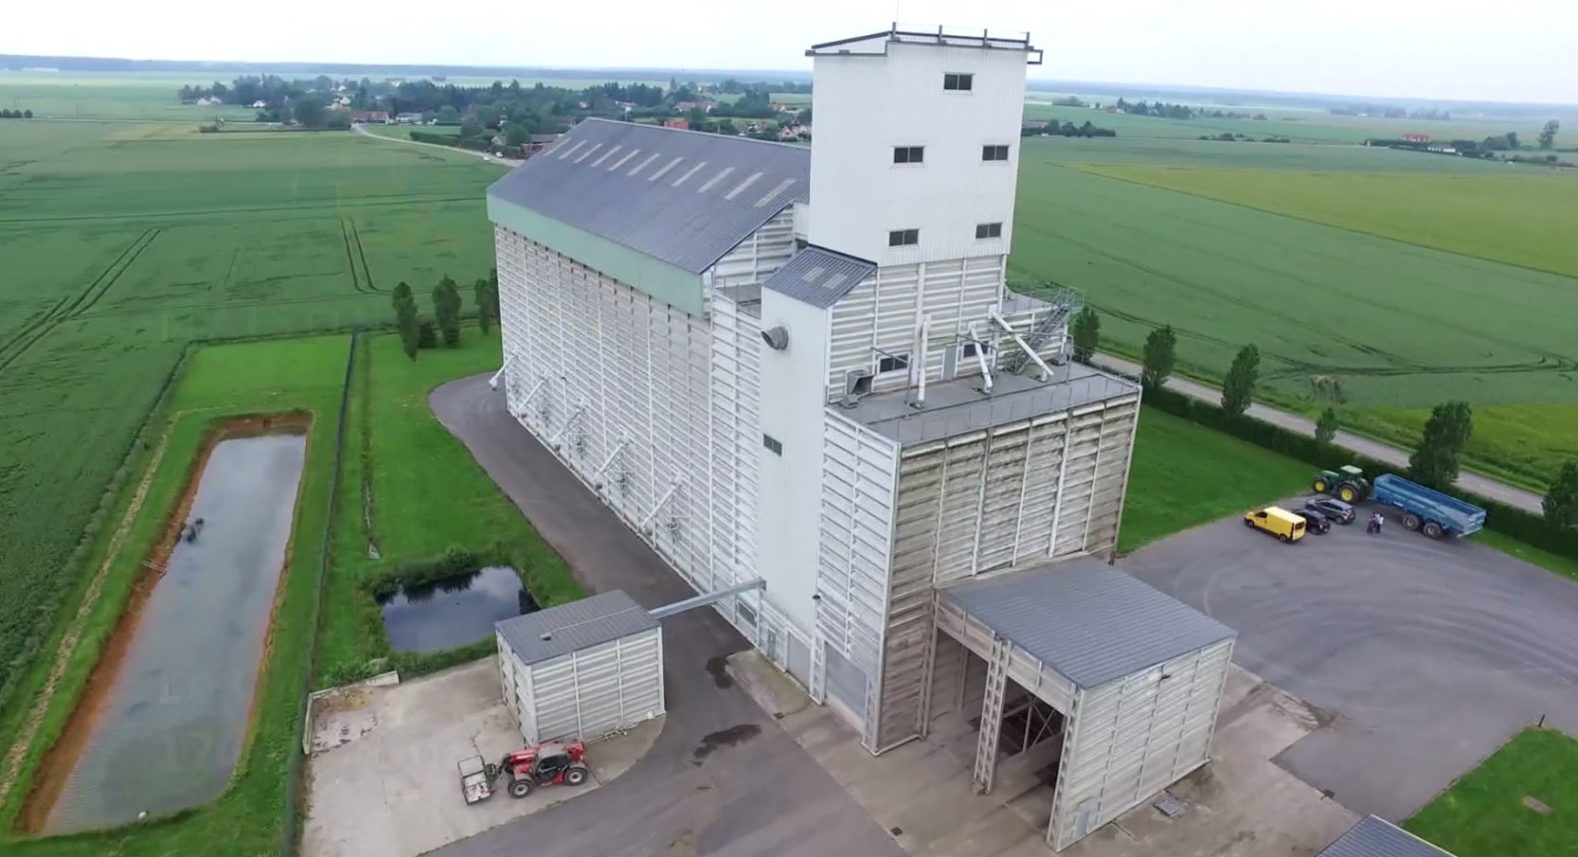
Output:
[836,361,1138,447]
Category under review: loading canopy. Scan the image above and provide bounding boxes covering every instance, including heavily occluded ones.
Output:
[935,559,1236,850]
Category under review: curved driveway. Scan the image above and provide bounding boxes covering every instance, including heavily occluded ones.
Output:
[428,374,903,857]
[1124,513,1578,820]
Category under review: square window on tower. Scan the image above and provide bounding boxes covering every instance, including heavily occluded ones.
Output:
[943,72,974,91]
[975,222,1003,239]
[888,229,919,247]
[892,145,925,164]
[982,144,1010,162]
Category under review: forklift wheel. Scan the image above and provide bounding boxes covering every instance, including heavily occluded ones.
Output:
[508,779,533,799]
[564,766,589,786]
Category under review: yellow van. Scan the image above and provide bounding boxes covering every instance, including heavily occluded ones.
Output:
[1244,506,1306,543]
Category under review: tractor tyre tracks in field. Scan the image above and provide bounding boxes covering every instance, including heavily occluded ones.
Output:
[339,217,383,296]
[0,228,161,375]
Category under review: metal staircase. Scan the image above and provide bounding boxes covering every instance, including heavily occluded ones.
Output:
[1001,287,1080,374]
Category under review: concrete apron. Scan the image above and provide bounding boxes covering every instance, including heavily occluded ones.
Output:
[728,652,1358,857]
[302,659,662,857]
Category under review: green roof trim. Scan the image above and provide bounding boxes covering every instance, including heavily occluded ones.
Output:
[487,194,705,316]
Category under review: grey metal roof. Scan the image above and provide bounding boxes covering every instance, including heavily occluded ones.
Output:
[488,118,809,274]
[939,559,1236,689]
[496,590,659,666]
[1315,817,1455,857]
[761,246,876,309]
[839,362,1139,447]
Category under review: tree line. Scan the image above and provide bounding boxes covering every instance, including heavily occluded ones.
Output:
[0,109,33,119]
[390,271,500,360]
[1065,305,1578,527]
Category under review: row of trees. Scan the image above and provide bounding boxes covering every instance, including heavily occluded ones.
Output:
[390,272,500,360]
[1031,119,1117,138]
[0,109,33,119]
[1065,307,1578,528]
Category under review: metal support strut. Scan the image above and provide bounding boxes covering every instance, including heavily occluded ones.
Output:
[648,578,766,620]
[973,635,1012,794]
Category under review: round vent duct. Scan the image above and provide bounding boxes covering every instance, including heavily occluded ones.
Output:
[761,326,790,351]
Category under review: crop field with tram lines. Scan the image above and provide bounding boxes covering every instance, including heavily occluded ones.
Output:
[0,117,502,716]
[1010,135,1578,489]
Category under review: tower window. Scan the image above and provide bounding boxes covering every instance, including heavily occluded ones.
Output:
[982,144,1010,162]
[877,352,911,374]
[888,229,919,247]
[975,222,1003,239]
[763,434,783,456]
[943,72,974,91]
[892,146,925,164]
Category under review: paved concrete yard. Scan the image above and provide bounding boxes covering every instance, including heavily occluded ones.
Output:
[730,651,1355,857]
[303,660,660,857]
[1126,508,1578,820]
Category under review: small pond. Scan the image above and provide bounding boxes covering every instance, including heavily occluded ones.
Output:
[36,432,307,834]
[377,566,538,653]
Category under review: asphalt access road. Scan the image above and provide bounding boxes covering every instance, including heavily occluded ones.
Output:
[1124,506,1578,820]
[428,375,905,857]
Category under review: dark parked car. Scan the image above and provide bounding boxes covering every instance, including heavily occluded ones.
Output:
[1305,497,1355,524]
[1296,509,1332,534]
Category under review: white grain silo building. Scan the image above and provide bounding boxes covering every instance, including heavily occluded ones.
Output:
[487,26,1236,849]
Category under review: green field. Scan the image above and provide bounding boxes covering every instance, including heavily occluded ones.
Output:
[0,336,349,855]
[1022,101,1578,147]
[0,72,259,121]
[1010,136,1578,487]
[358,123,463,141]
[1119,408,1311,551]
[0,118,503,719]
[1406,727,1578,857]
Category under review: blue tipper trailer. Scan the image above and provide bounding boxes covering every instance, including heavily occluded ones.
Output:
[1372,474,1486,539]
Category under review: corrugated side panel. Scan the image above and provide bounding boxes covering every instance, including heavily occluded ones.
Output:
[824,255,1004,400]
[497,229,714,592]
[873,449,946,750]
[817,412,897,750]
[1051,397,1138,560]
[1013,416,1068,564]
[927,633,967,721]
[933,436,988,584]
[710,208,796,288]
[526,629,666,744]
[707,293,761,636]
[1050,638,1235,850]
[974,424,1031,572]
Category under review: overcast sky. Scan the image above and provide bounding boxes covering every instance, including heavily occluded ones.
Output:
[5,0,1575,104]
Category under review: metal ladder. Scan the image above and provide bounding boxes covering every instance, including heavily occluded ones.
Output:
[972,635,1013,794]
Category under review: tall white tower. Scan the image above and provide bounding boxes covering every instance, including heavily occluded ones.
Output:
[806,27,1042,267]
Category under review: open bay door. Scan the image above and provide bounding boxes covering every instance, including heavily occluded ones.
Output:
[933,560,1236,850]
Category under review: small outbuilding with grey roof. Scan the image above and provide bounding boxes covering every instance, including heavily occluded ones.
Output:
[930,559,1237,850]
[494,590,665,744]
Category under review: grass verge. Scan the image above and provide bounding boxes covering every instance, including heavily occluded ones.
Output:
[0,335,350,855]
[315,329,582,689]
[1405,727,1578,857]
[1119,406,1311,551]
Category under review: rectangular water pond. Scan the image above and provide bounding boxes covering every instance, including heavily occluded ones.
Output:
[36,433,308,834]
[378,567,538,653]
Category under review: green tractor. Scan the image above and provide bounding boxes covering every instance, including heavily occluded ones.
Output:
[1313,465,1371,503]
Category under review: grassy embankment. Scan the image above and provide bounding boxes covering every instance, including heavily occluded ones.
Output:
[1406,727,1578,857]
[0,336,348,856]
[315,330,583,687]
[1010,136,1578,490]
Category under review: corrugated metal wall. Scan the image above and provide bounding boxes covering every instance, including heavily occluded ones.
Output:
[825,256,1004,399]
[494,216,792,603]
[498,627,666,744]
[1049,639,1234,850]
[707,294,762,633]
[816,412,898,748]
[1050,397,1140,560]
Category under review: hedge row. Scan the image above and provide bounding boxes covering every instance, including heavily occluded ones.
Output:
[409,131,491,151]
[1140,383,1578,560]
